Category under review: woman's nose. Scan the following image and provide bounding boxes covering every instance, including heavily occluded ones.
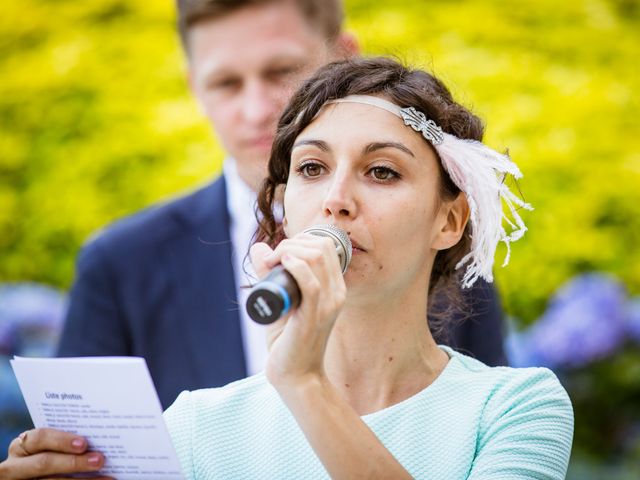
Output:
[322,174,357,219]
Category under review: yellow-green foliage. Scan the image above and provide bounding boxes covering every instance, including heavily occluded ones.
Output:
[1,0,639,324]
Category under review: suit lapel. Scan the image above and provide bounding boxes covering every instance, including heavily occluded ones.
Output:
[167,176,247,389]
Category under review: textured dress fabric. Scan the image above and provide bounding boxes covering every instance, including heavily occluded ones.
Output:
[164,346,574,479]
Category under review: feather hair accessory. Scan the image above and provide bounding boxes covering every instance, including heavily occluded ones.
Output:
[324,95,533,288]
[435,133,533,287]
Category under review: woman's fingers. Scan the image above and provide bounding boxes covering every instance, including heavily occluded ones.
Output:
[0,429,111,480]
[253,233,343,277]
[252,233,346,329]
[281,252,346,320]
[249,242,275,278]
[271,235,342,276]
[39,478,112,480]
[279,237,346,321]
[15,452,106,478]
[280,253,322,303]
[39,477,113,480]
[0,452,108,480]
[8,429,88,457]
[252,235,343,298]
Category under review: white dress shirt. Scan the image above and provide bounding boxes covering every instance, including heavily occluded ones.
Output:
[223,159,269,376]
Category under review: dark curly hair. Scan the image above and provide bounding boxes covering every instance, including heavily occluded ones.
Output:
[255,56,486,331]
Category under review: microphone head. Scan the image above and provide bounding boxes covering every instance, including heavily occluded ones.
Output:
[302,224,352,273]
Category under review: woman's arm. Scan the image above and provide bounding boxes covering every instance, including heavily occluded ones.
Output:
[468,368,574,479]
[251,238,413,479]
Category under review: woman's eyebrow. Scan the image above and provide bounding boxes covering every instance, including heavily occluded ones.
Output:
[363,141,415,158]
[292,139,330,151]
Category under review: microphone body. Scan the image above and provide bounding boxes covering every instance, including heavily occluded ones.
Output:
[246,225,352,324]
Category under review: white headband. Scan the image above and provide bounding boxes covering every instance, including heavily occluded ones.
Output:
[323,95,533,288]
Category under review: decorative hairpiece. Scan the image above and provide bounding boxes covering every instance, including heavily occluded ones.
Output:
[323,95,533,288]
[400,107,444,145]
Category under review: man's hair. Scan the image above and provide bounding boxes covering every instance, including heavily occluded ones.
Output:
[176,0,344,51]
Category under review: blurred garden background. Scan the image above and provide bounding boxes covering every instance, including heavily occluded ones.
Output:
[1,0,639,475]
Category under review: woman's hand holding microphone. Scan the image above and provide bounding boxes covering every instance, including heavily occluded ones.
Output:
[249,227,349,391]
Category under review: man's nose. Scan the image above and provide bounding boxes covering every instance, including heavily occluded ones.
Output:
[241,80,280,126]
[322,173,357,219]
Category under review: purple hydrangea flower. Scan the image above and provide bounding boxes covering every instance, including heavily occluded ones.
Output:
[0,283,67,458]
[505,327,544,368]
[626,298,640,344]
[507,273,628,369]
[0,283,67,356]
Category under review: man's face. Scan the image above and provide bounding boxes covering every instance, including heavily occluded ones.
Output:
[187,2,340,191]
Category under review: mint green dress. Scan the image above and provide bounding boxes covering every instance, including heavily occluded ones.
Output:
[164,346,573,479]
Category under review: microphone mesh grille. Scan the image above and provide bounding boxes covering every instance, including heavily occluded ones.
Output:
[302,224,352,273]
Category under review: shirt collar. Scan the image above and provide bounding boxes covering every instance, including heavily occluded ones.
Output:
[223,158,257,225]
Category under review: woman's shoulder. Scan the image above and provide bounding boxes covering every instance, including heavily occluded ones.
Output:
[163,373,278,435]
[438,349,574,478]
[445,346,573,445]
[165,372,274,418]
[443,345,571,404]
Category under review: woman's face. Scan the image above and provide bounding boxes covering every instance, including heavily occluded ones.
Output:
[283,100,456,296]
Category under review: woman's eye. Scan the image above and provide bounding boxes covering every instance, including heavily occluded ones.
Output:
[299,162,324,177]
[370,166,399,181]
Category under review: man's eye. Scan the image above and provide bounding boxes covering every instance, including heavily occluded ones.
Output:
[370,166,399,181]
[268,66,299,80]
[208,78,239,90]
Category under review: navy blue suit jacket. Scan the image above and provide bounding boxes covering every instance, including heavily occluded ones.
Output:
[58,176,506,409]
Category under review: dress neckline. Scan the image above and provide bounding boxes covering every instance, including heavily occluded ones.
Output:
[360,345,457,420]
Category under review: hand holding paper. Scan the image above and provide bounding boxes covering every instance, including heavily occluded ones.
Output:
[0,428,111,480]
[9,356,185,480]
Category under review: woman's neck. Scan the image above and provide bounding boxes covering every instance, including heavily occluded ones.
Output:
[323,286,449,415]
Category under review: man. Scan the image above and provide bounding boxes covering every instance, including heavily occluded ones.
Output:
[57,0,506,412]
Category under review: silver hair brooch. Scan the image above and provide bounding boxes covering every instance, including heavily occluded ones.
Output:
[400,107,445,145]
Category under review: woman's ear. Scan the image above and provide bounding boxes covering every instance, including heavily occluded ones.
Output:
[432,193,470,250]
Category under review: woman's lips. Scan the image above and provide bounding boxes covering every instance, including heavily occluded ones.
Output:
[349,239,367,253]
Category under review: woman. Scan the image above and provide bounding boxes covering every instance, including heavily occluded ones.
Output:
[0,57,573,479]
[164,57,573,479]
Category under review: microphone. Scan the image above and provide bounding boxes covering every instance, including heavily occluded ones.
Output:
[246,224,352,325]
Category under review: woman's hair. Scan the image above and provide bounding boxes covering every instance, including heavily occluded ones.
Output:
[255,56,485,330]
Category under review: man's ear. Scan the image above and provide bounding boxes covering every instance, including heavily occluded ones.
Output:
[186,67,207,117]
[333,31,360,59]
[185,60,197,94]
[432,193,470,250]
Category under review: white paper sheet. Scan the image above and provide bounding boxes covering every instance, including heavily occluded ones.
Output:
[11,356,185,480]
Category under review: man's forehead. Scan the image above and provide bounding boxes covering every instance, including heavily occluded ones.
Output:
[186,2,325,53]
[186,3,327,75]
[192,45,318,81]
